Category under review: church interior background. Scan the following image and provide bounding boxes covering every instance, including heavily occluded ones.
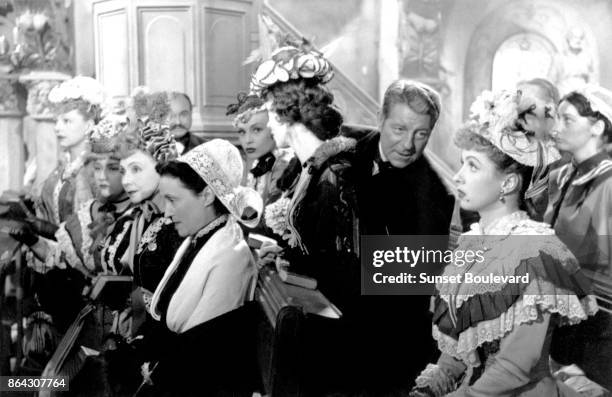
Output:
[0,0,609,196]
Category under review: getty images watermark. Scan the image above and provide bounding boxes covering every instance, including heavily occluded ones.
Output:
[361,235,535,295]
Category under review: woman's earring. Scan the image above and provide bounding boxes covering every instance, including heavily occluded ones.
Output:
[499,189,506,203]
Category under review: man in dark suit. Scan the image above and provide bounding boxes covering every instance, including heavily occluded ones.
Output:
[168,92,206,154]
[351,80,455,394]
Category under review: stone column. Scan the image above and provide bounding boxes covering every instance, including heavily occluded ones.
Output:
[0,76,25,193]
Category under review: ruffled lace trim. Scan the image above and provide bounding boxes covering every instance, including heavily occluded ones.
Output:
[47,225,78,270]
[136,217,173,254]
[433,286,598,367]
[52,177,63,225]
[439,214,580,308]
[76,200,95,271]
[101,219,132,274]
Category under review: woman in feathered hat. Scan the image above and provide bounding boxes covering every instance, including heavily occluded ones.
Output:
[141,139,262,395]
[5,77,107,370]
[250,39,361,394]
[10,77,107,267]
[227,92,294,237]
[38,113,140,391]
[26,114,134,275]
[113,90,184,338]
[544,84,612,390]
[252,40,359,303]
[410,90,598,397]
[38,76,106,225]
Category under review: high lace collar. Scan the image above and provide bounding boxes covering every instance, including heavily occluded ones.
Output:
[191,214,228,243]
[468,210,530,235]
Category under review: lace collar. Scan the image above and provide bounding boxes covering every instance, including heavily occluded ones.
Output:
[60,151,87,180]
[467,211,530,235]
[192,215,228,243]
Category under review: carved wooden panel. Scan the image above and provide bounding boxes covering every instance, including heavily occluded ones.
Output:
[202,2,250,121]
[137,4,195,101]
[93,1,130,96]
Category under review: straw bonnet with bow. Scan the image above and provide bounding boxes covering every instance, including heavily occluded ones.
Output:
[177,139,263,228]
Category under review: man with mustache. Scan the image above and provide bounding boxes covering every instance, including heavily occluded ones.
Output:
[351,80,455,393]
[168,92,206,155]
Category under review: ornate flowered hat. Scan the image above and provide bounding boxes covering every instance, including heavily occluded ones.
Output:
[48,75,106,113]
[226,92,266,128]
[89,114,128,155]
[178,139,263,228]
[129,90,177,163]
[137,120,178,163]
[249,40,334,96]
[468,89,560,167]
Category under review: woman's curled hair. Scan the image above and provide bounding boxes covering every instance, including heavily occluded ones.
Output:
[455,124,534,213]
[53,98,103,124]
[266,78,343,140]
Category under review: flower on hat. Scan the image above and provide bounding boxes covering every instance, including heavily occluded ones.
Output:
[48,75,106,108]
[249,41,334,96]
[468,89,560,167]
[139,120,177,163]
[132,90,171,124]
[89,114,128,154]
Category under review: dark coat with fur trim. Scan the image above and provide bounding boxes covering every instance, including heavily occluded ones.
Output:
[285,136,361,313]
[274,136,362,394]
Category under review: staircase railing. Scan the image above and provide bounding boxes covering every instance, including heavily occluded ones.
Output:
[262,1,457,192]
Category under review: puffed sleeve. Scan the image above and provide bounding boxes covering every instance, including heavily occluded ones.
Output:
[449,312,552,397]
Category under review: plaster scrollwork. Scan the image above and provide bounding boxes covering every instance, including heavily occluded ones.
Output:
[0,77,20,113]
[398,0,451,96]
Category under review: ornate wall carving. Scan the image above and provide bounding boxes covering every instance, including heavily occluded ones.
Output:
[397,0,450,95]
[463,1,599,117]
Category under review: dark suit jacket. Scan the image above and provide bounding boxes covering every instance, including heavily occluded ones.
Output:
[176,131,207,155]
[354,131,454,236]
[348,131,456,392]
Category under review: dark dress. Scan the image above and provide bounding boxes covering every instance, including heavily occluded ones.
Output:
[175,131,206,155]
[265,136,361,395]
[142,218,258,397]
[545,151,612,389]
[128,203,183,337]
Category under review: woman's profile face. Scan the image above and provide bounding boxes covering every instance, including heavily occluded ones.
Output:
[237,111,276,161]
[552,100,596,153]
[159,175,211,237]
[93,156,125,201]
[120,150,160,204]
[265,101,290,148]
[54,109,92,149]
[453,149,505,212]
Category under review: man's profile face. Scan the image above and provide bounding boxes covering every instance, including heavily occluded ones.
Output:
[168,95,193,139]
[379,103,432,168]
